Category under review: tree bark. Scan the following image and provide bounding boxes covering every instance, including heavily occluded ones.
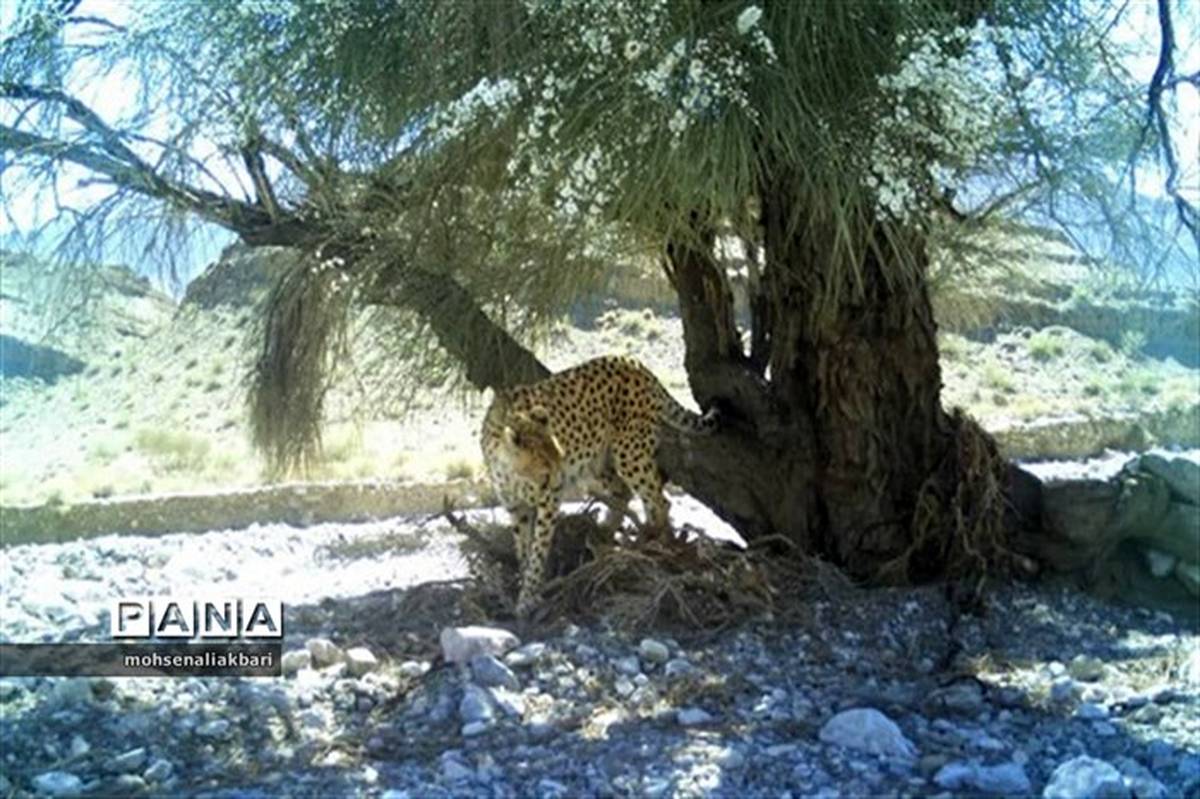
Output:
[657,188,1002,581]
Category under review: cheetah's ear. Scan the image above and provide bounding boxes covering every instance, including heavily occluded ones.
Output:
[528,405,550,427]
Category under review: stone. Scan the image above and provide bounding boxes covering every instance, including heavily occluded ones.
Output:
[114,776,148,793]
[381,791,411,799]
[934,762,1032,795]
[196,719,232,739]
[344,647,378,677]
[47,679,93,706]
[306,638,345,668]
[281,648,312,676]
[487,686,526,718]
[677,707,713,726]
[664,658,694,679]
[462,721,491,737]
[638,638,670,665]
[143,759,173,783]
[538,778,570,798]
[642,777,671,798]
[1136,453,1200,504]
[1068,655,1105,682]
[924,681,985,716]
[1076,702,1109,720]
[505,643,546,668]
[459,684,496,724]
[470,654,520,690]
[398,660,427,678]
[818,708,917,760]
[441,755,473,782]
[614,656,642,676]
[31,771,84,797]
[440,626,520,665]
[0,681,22,701]
[614,677,635,698]
[1052,679,1081,703]
[1143,548,1178,578]
[106,747,147,773]
[68,735,90,758]
[715,747,745,769]
[1043,756,1130,799]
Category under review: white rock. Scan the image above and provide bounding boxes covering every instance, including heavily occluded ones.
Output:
[638,638,670,665]
[381,790,411,799]
[305,638,345,668]
[677,707,713,726]
[819,708,917,760]
[143,759,173,783]
[281,649,312,676]
[344,647,378,677]
[505,643,546,668]
[614,677,636,698]
[470,654,520,690]
[440,626,520,665]
[441,756,473,781]
[935,762,1032,795]
[487,686,526,718]
[664,658,694,678]
[614,656,642,676]
[459,684,496,724]
[196,719,232,739]
[1043,756,1130,799]
[1143,548,1177,578]
[715,747,745,769]
[398,660,427,678]
[461,720,491,737]
[31,771,84,797]
[68,735,90,758]
[1068,655,1105,682]
[1075,702,1108,720]
[106,747,147,773]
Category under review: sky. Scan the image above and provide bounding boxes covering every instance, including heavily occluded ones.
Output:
[0,0,1196,294]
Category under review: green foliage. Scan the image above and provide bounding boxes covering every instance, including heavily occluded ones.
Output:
[982,361,1017,393]
[134,428,211,472]
[3,0,1189,475]
[1028,330,1066,362]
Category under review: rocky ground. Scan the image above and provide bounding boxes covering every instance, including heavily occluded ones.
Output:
[2,494,1198,799]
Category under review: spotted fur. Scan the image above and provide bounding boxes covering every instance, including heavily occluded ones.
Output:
[481,356,717,617]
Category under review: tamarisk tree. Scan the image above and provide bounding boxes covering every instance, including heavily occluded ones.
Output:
[3,0,1195,581]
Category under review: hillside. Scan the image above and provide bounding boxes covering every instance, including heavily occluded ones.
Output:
[0,230,1197,508]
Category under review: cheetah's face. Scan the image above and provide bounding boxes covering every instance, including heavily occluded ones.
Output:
[498,407,564,483]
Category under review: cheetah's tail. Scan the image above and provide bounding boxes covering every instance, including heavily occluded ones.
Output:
[658,388,720,434]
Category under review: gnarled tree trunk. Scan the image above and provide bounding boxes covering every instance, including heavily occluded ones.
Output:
[655,186,1008,581]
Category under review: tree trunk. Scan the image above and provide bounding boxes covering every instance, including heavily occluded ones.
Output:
[658,191,1009,581]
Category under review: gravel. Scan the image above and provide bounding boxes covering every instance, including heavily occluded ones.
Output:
[1,501,1196,797]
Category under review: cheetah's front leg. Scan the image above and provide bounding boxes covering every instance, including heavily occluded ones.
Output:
[515,496,559,619]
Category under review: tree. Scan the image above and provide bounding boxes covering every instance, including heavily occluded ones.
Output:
[3,0,1195,582]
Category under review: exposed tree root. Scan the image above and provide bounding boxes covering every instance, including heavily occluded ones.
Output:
[450,506,852,633]
[878,410,1034,602]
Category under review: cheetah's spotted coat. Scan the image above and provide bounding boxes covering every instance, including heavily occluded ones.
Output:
[481,356,717,617]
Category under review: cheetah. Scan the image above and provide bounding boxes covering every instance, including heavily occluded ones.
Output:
[480,356,717,617]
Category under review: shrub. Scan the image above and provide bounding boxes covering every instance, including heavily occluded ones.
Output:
[134,428,211,472]
[1028,331,1065,362]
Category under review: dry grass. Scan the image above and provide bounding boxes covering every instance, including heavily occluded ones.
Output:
[451,508,853,633]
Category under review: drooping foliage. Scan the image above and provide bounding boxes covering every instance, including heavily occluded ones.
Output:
[2,0,1194,477]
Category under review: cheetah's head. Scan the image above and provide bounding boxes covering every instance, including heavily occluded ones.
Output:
[500,406,564,482]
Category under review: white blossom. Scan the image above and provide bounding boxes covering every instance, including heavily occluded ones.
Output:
[736,6,763,35]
